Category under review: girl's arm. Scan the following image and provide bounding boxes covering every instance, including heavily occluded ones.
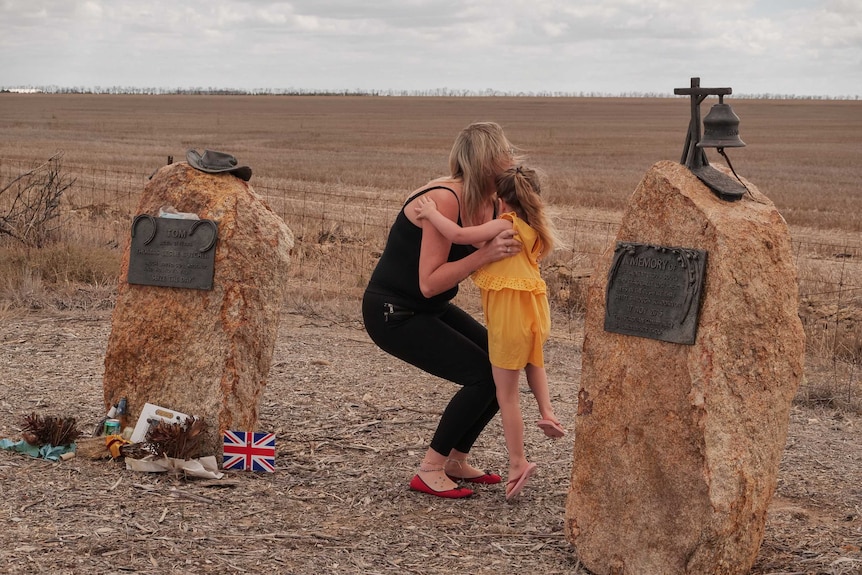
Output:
[415,196,510,246]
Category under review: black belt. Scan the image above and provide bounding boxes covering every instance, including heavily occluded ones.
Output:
[383,302,414,323]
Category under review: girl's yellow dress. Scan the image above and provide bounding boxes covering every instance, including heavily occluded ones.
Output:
[471,212,550,370]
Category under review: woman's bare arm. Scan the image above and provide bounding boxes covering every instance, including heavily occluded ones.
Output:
[405,185,516,298]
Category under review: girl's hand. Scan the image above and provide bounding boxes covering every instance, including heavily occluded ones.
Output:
[414,196,438,220]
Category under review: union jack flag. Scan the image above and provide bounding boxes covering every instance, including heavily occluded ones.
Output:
[222,430,276,472]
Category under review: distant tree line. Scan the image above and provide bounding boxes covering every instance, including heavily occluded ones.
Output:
[0,85,857,100]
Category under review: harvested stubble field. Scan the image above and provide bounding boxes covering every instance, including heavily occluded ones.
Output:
[0,95,860,574]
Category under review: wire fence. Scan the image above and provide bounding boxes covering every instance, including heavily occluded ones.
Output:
[2,159,859,409]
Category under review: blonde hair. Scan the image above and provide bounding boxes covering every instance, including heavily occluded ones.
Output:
[449,122,517,227]
[495,165,558,258]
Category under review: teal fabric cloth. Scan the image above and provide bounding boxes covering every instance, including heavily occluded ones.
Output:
[0,438,75,461]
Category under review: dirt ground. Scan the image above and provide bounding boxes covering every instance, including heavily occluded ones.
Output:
[0,309,860,575]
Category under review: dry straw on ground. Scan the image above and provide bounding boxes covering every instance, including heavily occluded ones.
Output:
[0,310,860,575]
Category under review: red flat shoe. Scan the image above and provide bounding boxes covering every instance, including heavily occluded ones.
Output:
[409,474,473,499]
[447,472,502,485]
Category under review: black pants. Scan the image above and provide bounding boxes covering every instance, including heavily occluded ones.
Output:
[362,291,498,455]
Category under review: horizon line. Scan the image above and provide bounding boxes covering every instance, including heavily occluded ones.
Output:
[1,86,858,101]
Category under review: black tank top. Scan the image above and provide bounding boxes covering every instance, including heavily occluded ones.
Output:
[366,186,476,311]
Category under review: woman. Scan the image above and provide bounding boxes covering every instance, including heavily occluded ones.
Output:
[362,122,520,498]
[413,165,565,501]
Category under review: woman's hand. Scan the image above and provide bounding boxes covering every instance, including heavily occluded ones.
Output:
[414,185,515,298]
[483,227,519,263]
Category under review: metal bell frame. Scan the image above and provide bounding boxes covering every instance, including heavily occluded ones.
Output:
[674,77,748,202]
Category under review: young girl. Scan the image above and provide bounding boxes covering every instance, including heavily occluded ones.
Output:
[414,165,565,501]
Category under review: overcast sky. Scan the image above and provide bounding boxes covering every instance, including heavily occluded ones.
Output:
[1,0,859,97]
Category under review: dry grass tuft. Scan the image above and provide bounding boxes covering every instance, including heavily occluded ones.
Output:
[0,243,119,311]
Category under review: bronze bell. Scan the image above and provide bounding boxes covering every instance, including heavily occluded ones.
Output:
[697,97,745,149]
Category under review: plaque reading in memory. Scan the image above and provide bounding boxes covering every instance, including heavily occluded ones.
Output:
[128,215,218,290]
[604,242,707,344]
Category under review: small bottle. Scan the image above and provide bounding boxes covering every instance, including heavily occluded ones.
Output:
[116,397,129,429]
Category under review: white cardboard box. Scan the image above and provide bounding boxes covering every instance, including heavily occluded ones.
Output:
[130,402,190,443]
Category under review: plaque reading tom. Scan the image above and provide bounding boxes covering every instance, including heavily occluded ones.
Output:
[128,215,218,290]
[604,242,707,344]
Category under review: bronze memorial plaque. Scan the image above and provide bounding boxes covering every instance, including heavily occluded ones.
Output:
[604,242,707,344]
[127,215,218,290]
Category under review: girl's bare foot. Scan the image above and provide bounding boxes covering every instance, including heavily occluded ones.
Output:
[537,417,566,438]
[505,461,537,501]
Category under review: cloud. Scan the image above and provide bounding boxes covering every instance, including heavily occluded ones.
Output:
[0,0,858,96]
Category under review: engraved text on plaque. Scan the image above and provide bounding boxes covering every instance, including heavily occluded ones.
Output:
[604,242,707,344]
[128,215,218,290]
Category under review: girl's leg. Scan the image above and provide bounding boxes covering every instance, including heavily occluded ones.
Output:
[525,363,557,421]
[526,363,565,437]
[492,365,530,479]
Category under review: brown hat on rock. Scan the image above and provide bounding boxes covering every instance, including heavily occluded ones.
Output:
[186,149,252,181]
